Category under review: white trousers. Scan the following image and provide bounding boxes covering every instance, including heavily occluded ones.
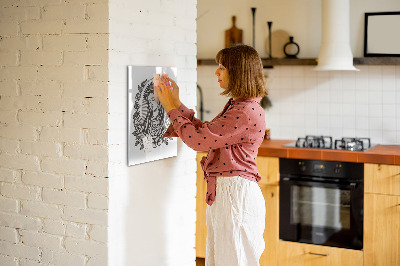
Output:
[205,176,266,266]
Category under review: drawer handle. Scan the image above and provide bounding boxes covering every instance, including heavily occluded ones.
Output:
[309,252,329,257]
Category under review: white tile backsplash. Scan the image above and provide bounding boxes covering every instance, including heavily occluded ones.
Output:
[197,65,400,144]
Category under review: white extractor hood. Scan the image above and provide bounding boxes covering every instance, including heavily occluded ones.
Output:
[314,0,359,71]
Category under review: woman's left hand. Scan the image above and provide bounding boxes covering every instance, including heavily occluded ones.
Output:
[155,79,177,113]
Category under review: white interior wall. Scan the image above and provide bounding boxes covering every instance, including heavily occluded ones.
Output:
[108,0,198,265]
[198,0,400,59]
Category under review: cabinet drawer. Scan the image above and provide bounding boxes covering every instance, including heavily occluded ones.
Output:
[278,241,363,266]
[365,164,400,196]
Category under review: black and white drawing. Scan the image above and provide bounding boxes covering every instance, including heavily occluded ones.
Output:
[128,66,177,166]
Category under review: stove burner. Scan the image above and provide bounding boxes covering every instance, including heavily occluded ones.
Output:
[334,137,371,151]
[295,135,333,149]
[291,136,372,151]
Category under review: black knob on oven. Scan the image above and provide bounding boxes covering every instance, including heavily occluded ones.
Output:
[335,164,342,174]
[298,161,306,171]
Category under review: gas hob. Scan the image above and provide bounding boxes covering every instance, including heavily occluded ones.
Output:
[283,135,376,152]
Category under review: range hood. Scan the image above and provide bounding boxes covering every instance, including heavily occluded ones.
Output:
[314,0,359,71]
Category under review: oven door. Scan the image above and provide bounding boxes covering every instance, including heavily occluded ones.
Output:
[279,177,363,250]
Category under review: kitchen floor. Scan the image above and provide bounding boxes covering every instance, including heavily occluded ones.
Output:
[196,257,205,266]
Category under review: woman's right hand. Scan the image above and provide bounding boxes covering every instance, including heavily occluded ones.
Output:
[162,75,181,108]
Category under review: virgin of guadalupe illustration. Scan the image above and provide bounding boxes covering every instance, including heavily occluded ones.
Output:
[128,66,178,166]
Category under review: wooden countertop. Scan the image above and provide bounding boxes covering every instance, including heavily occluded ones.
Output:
[258,139,400,165]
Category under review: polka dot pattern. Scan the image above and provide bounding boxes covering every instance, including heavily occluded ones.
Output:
[164,98,266,206]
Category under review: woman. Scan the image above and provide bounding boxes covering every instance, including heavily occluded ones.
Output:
[156,45,267,266]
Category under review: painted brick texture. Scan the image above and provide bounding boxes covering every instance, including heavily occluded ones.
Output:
[0,1,109,265]
[1,0,198,265]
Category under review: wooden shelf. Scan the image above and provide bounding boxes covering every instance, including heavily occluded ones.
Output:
[353,57,400,65]
[197,58,317,67]
[197,57,400,68]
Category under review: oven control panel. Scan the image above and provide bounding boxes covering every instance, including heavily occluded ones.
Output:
[280,158,363,180]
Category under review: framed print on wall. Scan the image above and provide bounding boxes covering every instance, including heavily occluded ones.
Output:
[364,11,400,57]
[127,66,178,166]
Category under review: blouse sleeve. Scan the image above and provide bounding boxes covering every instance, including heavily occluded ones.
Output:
[166,106,253,152]
[163,103,204,138]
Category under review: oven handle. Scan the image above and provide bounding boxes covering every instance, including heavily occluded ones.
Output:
[281,177,358,188]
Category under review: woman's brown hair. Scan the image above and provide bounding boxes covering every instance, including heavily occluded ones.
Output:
[215,45,267,99]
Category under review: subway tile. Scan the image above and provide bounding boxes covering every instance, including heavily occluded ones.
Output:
[317,89,330,103]
[342,116,356,129]
[355,104,369,117]
[355,78,368,91]
[382,130,397,144]
[292,67,305,77]
[382,77,396,91]
[383,117,397,131]
[369,130,383,144]
[355,117,369,130]
[305,77,318,88]
[316,127,330,136]
[305,116,317,130]
[317,77,330,90]
[279,66,293,77]
[355,90,369,104]
[355,129,369,138]
[382,66,396,76]
[368,104,383,117]
[329,75,343,90]
[317,102,330,115]
[330,116,342,128]
[304,102,317,115]
[293,77,306,90]
[382,91,396,104]
[317,116,330,128]
[304,88,318,103]
[342,128,356,138]
[368,76,383,91]
[397,131,400,144]
[330,89,343,103]
[368,90,382,104]
[330,103,342,116]
[395,66,400,80]
[342,90,355,103]
[342,103,356,116]
[293,114,305,127]
[369,117,383,130]
[382,104,396,118]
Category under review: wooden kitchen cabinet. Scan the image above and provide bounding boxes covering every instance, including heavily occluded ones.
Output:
[196,152,208,258]
[278,241,363,266]
[364,163,400,196]
[364,163,400,266]
[256,156,279,186]
[259,184,279,266]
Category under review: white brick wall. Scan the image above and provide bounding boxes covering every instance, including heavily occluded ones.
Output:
[1,0,198,265]
[0,1,109,265]
[108,0,197,265]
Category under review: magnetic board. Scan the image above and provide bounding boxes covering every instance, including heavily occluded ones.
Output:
[128,66,178,166]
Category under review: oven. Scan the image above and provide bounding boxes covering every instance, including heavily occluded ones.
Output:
[279,158,364,250]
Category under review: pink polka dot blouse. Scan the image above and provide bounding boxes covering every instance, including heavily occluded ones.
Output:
[163,97,266,206]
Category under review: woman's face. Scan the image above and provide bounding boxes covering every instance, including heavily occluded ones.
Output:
[215,64,229,89]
